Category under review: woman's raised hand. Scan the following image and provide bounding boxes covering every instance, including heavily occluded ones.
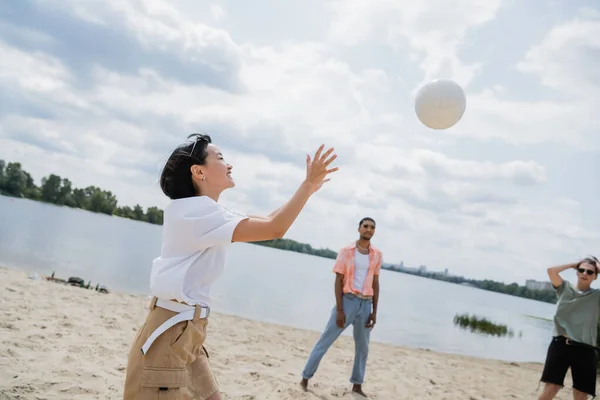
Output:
[305,144,338,193]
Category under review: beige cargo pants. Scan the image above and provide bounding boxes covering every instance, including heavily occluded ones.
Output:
[123,297,219,399]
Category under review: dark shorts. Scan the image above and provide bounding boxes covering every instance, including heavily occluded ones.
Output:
[540,336,598,397]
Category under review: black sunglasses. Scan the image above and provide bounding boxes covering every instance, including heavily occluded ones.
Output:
[362,224,375,229]
[578,268,596,276]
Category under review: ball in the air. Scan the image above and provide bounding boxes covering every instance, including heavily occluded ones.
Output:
[414,79,466,130]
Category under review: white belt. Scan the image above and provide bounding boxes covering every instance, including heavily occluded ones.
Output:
[140,299,210,355]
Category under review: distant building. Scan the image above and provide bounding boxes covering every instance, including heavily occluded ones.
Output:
[525,279,553,292]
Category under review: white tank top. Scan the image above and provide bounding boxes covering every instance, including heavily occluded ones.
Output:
[352,249,370,293]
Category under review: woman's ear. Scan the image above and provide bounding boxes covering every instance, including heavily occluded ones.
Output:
[190,165,204,179]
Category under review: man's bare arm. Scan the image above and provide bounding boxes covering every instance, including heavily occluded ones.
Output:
[335,273,344,312]
[334,273,346,328]
[372,274,379,316]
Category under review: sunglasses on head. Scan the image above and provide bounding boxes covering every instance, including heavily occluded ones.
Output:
[185,133,210,160]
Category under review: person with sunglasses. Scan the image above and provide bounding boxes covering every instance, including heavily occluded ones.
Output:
[122,134,338,400]
[538,256,600,400]
[300,217,382,398]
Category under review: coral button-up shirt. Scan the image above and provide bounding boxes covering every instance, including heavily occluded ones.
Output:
[332,242,383,296]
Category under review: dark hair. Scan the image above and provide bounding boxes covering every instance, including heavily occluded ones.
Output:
[359,217,375,227]
[160,133,212,200]
[580,256,599,274]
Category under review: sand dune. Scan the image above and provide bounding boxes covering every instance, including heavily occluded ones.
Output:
[0,266,587,399]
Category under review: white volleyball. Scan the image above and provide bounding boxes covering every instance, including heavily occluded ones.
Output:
[414,79,466,130]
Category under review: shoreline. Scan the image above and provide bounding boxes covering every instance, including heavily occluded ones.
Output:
[0,195,557,307]
[0,266,579,399]
[3,264,545,365]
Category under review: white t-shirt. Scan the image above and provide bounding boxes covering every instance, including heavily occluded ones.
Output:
[149,196,248,307]
[352,249,370,293]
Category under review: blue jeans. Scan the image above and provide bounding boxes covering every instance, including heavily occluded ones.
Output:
[301,293,372,384]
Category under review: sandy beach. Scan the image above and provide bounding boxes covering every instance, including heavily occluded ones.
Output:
[0,266,586,399]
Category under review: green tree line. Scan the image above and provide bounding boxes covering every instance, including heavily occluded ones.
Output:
[252,238,338,259]
[0,160,164,224]
[0,159,336,258]
[0,159,559,305]
[395,269,558,304]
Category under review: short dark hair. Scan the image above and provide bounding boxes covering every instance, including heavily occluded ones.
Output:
[359,217,375,227]
[160,133,212,200]
[580,256,599,274]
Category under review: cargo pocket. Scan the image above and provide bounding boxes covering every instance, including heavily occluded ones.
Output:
[170,320,207,366]
[140,367,187,400]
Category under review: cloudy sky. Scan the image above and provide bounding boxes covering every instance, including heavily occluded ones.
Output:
[1,0,598,284]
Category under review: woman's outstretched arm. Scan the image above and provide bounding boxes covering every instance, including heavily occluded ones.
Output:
[232,144,337,243]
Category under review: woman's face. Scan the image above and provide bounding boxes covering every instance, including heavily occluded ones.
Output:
[577,261,598,285]
[191,144,234,195]
[202,144,234,190]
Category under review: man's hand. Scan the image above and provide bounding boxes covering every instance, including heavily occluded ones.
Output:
[336,310,345,328]
[366,313,376,329]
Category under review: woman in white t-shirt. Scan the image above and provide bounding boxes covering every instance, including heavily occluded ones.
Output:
[123,133,338,400]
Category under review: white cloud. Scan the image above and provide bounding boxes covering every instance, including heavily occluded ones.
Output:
[464,14,600,148]
[449,89,596,146]
[517,16,600,96]
[0,0,598,285]
[0,43,71,94]
[327,0,503,87]
[210,4,225,22]
[366,147,548,185]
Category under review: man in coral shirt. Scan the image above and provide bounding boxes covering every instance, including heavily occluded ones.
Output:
[300,217,382,397]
